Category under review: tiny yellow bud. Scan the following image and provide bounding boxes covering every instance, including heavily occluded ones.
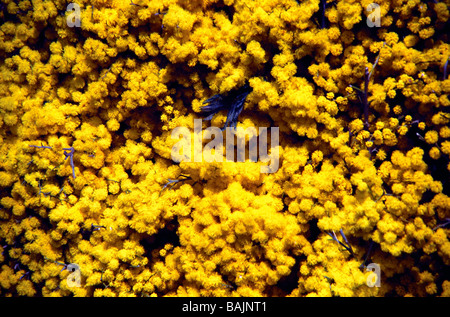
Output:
[424,130,439,144]
[311,150,323,164]
[393,105,402,115]
[387,90,396,98]
[389,118,399,128]
[346,86,354,94]
[375,121,385,130]
[429,147,441,160]
[376,149,387,160]
[398,125,408,135]
[439,126,450,139]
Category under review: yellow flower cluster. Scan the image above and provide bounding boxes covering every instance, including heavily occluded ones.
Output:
[0,0,449,297]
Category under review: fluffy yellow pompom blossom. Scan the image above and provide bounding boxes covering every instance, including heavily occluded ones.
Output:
[246,40,267,65]
[424,130,439,144]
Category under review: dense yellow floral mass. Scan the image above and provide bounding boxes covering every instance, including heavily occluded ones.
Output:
[0,0,449,297]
